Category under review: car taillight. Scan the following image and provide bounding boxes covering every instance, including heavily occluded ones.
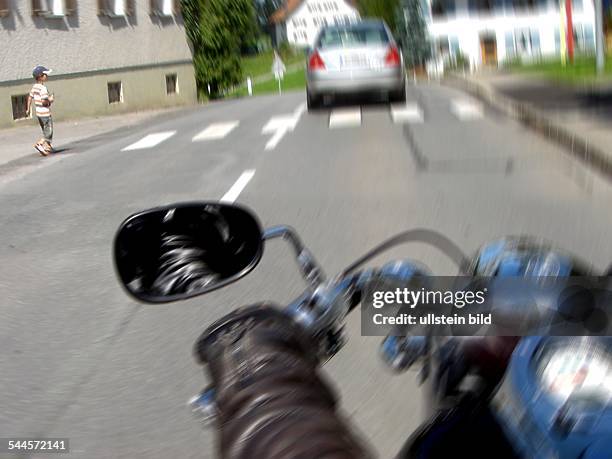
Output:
[385,46,401,67]
[308,51,325,70]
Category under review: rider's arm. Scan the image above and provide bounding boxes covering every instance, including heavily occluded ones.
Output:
[195,304,373,459]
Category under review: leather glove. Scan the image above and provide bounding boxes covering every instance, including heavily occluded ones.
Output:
[195,303,372,459]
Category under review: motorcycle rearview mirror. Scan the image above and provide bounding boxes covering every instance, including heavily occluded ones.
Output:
[114,202,264,303]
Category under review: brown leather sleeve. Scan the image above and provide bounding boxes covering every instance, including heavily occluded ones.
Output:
[196,305,373,459]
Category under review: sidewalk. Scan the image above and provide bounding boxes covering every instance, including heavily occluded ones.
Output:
[444,70,612,178]
[0,106,188,167]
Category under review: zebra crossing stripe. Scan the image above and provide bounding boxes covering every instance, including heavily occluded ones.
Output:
[192,121,239,141]
[122,131,176,151]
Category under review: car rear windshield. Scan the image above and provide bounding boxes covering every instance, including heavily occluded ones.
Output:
[317,23,390,49]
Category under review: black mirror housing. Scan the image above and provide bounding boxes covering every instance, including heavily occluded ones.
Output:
[114,202,263,303]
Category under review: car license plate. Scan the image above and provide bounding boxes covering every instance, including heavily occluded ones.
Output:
[341,54,368,68]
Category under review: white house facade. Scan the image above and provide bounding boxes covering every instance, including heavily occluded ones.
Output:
[419,0,596,68]
[271,0,360,48]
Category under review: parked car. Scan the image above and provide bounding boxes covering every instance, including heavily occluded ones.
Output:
[306,19,406,110]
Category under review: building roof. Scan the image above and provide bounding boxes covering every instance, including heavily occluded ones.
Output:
[269,0,358,24]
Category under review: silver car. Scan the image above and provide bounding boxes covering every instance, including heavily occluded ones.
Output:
[306,19,406,110]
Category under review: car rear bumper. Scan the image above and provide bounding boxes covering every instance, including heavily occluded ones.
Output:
[307,67,405,95]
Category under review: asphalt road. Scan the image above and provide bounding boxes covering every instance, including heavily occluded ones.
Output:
[2,83,612,458]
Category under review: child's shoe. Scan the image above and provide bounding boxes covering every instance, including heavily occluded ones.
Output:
[34,142,49,156]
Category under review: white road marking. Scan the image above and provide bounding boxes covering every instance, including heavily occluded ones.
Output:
[450,100,483,120]
[329,109,361,128]
[261,103,306,150]
[391,103,423,123]
[192,121,239,141]
[264,126,289,150]
[293,102,306,117]
[122,131,176,151]
[220,170,255,203]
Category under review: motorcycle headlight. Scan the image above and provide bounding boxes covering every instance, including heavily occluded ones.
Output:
[536,339,612,408]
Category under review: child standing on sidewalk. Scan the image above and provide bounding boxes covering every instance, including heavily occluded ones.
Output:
[26,66,54,156]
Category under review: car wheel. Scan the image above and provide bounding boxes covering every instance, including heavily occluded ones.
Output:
[307,90,321,111]
[390,86,406,104]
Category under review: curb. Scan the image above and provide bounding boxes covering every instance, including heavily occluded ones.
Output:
[442,73,612,178]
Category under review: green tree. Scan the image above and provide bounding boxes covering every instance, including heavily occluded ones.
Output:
[358,0,400,32]
[223,0,259,51]
[181,0,204,49]
[196,0,242,97]
[395,0,431,68]
[181,0,255,98]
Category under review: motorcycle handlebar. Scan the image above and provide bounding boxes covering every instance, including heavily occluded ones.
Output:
[297,266,608,341]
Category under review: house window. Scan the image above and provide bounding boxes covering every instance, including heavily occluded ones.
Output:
[431,0,456,17]
[514,28,540,56]
[108,81,123,104]
[583,25,595,50]
[450,36,460,56]
[151,0,179,16]
[0,0,10,17]
[98,0,134,17]
[574,24,595,51]
[11,94,29,120]
[468,0,494,13]
[166,74,178,95]
[436,36,450,55]
[511,0,537,10]
[505,31,515,57]
[32,0,77,17]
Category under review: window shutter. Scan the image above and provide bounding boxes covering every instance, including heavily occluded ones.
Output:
[32,0,48,15]
[97,0,108,15]
[584,25,595,49]
[65,0,77,15]
[126,0,135,16]
[0,0,9,17]
[505,31,515,57]
[173,0,181,15]
[530,29,540,54]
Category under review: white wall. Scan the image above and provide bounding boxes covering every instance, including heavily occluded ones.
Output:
[423,0,596,67]
[286,0,360,47]
[0,0,192,82]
